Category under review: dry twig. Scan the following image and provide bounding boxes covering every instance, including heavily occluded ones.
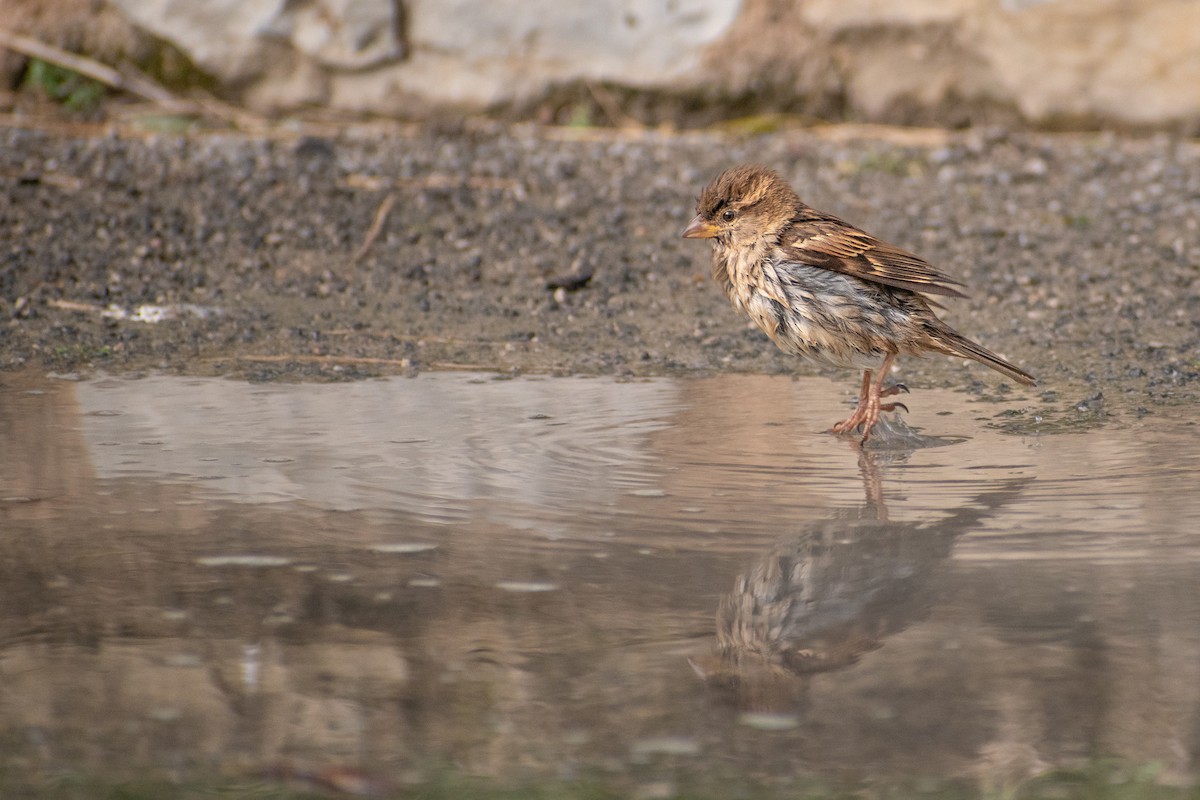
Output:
[0,29,193,113]
[227,354,416,367]
[46,298,103,313]
[351,192,397,263]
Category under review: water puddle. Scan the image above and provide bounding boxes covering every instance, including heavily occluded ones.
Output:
[2,370,1199,795]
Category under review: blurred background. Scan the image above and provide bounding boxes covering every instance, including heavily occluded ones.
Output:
[3,0,1200,131]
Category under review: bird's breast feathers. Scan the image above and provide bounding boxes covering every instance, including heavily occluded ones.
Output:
[715,245,915,367]
[716,240,788,313]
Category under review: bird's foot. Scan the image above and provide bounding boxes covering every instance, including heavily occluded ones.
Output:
[831,406,868,436]
[831,365,910,443]
[832,399,909,443]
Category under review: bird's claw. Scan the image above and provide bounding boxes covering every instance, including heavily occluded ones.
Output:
[880,401,909,415]
[881,383,909,397]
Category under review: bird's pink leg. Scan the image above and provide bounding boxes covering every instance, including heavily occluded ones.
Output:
[831,369,874,435]
[831,354,910,442]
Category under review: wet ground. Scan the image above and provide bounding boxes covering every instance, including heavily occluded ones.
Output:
[3,369,1200,798]
[3,118,1200,797]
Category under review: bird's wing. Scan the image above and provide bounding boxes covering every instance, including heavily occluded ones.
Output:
[779,208,967,298]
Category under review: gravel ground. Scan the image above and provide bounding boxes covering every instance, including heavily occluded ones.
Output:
[2,119,1199,426]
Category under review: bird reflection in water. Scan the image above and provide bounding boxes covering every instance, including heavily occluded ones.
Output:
[691,444,1029,710]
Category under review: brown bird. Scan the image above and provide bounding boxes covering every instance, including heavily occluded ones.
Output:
[682,164,1035,442]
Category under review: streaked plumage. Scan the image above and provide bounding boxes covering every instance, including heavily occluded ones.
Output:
[682,164,1034,441]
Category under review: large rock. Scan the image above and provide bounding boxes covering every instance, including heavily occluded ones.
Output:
[107,0,402,76]
[703,0,1200,128]
[95,0,1200,128]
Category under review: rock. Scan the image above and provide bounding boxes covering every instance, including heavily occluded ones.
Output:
[88,0,1200,128]
[328,0,742,115]
[284,0,402,69]
[107,0,281,83]
[108,0,402,79]
[704,0,1200,129]
[977,0,1200,127]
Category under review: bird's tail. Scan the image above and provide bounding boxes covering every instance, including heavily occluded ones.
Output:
[927,320,1036,386]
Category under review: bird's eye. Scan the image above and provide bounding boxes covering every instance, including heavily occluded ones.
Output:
[721,209,736,222]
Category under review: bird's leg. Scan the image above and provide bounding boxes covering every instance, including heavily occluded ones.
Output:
[831,369,874,435]
[857,354,911,443]
[872,354,909,413]
[832,355,910,442]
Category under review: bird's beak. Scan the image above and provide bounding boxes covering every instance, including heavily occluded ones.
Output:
[681,214,719,239]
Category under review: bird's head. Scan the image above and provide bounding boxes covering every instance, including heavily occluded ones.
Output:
[681,165,800,246]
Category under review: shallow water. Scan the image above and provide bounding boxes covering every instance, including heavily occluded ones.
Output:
[3,370,1200,795]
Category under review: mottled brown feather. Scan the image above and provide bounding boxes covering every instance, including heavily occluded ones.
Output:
[780,209,967,299]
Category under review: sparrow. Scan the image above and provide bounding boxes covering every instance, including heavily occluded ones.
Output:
[682,164,1035,442]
